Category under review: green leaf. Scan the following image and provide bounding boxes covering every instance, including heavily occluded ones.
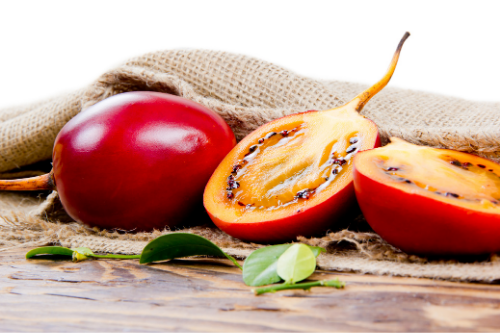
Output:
[243,244,325,287]
[243,244,291,287]
[277,244,316,284]
[71,247,94,262]
[71,247,94,256]
[26,246,74,259]
[139,233,242,269]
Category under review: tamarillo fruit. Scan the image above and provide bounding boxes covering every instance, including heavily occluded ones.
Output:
[0,91,236,231]
[354,138,500,255]
[203,32,410,243]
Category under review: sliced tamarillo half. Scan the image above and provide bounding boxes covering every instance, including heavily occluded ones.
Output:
[204,32,410,243]
[353,137,500,255]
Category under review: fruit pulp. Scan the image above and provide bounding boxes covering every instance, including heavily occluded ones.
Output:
[356,138,500,212]
[209,108,379,224]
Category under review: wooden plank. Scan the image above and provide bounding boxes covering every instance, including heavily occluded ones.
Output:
[1,248,500,332]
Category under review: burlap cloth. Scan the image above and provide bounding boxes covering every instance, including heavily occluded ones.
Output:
[1,49,500,283]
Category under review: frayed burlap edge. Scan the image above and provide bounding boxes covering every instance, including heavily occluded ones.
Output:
[2,202,500,284]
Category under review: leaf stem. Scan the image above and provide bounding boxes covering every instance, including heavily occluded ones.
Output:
[225,255,243,270]
[91,254,142,260]
[253,279,345,295]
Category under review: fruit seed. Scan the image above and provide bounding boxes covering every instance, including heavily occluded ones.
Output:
[265,132,277,139]
[346,146,357,154]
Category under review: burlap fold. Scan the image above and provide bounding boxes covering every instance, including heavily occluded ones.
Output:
[1,49,499,172]
[1,49,500,283]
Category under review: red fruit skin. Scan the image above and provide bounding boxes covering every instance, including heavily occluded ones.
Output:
[353,164,500,256]
[208,180,357,243]
[206,133,381,244]
[53,91,235,231]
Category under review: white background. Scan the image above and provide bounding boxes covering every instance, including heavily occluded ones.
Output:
[0,0,498,110]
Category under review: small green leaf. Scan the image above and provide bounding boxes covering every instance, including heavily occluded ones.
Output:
[71,247,94,256]
[26,246,74,259]
[277,244,316,284]
[243,244,325,287]
[243,244,291,287]
[70,247,94,262]
[139,233,242,269]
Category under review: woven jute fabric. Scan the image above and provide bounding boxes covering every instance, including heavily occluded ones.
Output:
[1,49,500,171]
[1,192,500,283]
[1,49,500,283]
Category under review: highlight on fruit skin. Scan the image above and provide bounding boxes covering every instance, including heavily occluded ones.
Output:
[353,137,500,255]
[204,32,410,243]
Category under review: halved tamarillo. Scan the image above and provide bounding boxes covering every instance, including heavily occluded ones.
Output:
[353,138,500,255]
[0,91,236,231]
[204,32,410,243]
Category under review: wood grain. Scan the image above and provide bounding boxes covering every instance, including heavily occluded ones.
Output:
[1,248,500,332]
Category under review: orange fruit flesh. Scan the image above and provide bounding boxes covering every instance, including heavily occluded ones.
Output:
[355,138,500,213]
[204,108,378,223]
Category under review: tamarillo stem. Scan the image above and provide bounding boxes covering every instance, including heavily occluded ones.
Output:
[351,32,410,112]
[0,170,56,191]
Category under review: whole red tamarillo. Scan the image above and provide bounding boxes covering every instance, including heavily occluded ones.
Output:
[0,91,236,231]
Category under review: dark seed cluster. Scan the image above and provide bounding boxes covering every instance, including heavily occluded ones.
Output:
[226,175,240,198]
[448,160,500,182]
[232,165,241,174]
[386,167,399,171]
[227,175,240,190]
[295,189,313,200]
[449,159,491,171]
[332,158,347,166]
[349,137,358,144]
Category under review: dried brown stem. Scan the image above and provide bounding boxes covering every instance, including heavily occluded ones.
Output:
[0,170,55,191]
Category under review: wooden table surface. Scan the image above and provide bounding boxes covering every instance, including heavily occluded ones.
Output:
[1,247,500,332]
